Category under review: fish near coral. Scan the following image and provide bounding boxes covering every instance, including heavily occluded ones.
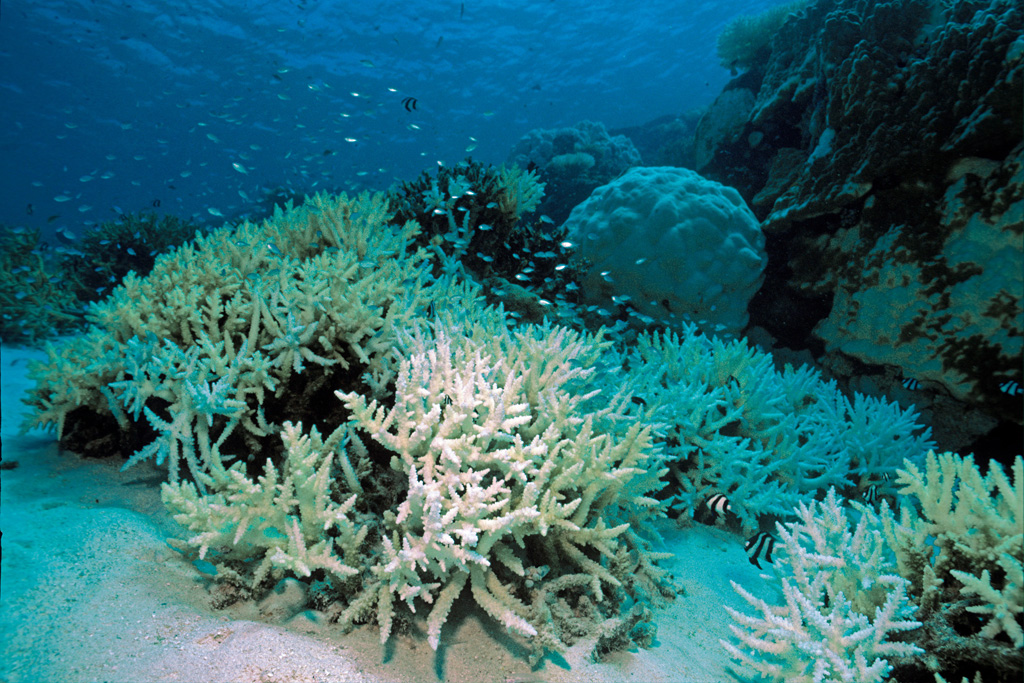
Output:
[695,493,732,525]
[744,531,776,569]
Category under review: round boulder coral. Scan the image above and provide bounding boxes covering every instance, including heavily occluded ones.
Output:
[563,166,766,335]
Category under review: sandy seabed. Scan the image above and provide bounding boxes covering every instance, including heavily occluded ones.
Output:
[1,342,775,683]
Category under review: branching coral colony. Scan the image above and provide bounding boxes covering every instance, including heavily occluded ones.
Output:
[22,184,672,658]
[22,177,1010,673]
[723,452,1023,683]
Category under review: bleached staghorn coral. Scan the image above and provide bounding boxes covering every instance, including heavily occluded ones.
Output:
[626,325,933,531]
[23,192,435,486]
[722,489,923,682]
[337,310,672,654]
[725,452,1023,682]
[162,421,371,591]
[881,451,1023,678]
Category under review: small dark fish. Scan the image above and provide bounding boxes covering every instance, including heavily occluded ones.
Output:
[745,531,776,569]
[999,380,1022,396]
[435,35,444,48]
[26,203,33,215]
[441,394,453,407]
[862,484,881,506]
[630,396,646,407]
[901,377,920,390]
[152,199,161,207]
[401,96,418,112]
[460,2,465,19]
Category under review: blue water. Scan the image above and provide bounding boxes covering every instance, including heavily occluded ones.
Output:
[0,0,782,233]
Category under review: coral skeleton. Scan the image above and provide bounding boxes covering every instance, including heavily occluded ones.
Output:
[722,489,923,682]
[337,312,671,652]
[724,452,1024,681]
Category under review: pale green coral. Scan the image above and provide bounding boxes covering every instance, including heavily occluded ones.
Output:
[722,489,923,682]
[725,452,1024,681]
[952,554,1023,649]
[19,176,973,668]
[23,191,434,474]
[887,451,1023,658]
[162,421,370,590]
[497,164,544,219]
[21,183,677,659]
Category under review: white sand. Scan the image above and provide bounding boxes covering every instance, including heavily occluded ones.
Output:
[1,342,775,683]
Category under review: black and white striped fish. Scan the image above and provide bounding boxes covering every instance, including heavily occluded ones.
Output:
[699,493,732,523]
[860,472,892,506]
[745,531,776,569]
[862,484,882,506]
[901,377,920,390]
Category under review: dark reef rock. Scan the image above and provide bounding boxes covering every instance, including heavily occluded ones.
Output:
[695,0,1023,457]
